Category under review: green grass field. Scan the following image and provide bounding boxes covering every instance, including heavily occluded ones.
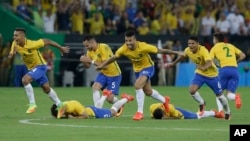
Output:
[0,86,249,141]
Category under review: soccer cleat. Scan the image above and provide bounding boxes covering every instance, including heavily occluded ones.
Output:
[103,89,112,97]
[212,110,224,119]
[57,102,65,119]
[164,96,170,112]
[198,101,206,116]
[235,94,242,109]
[225,113,231,120]
[121,93,134,102]
[116,106,124,117]
[26,104,37,114]
[133,112,143,121]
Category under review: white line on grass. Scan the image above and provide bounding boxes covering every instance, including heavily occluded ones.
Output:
[19,118,228,132]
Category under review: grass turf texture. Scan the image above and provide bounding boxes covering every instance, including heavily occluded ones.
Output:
[0,86,249,141]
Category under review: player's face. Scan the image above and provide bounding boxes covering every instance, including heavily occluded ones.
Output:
[188,39,199,53]
[125,36,136,50]
[13,31,25,45]
[83,39,97,51]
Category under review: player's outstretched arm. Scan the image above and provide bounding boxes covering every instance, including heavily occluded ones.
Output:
[96,55,118,71]
[169,55,186,67]
[42,39,70,56]
[158,49,185,56]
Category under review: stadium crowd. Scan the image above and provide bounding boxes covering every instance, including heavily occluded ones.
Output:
[10,0,250,36]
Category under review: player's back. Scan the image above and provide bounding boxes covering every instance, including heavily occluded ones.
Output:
[87,43,121,76]
[210,42,241,67]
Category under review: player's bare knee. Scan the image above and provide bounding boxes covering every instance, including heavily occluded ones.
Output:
[42,84,51,93]
[134,83,142,89]
[189,89,197,95]
[144,90,152,96]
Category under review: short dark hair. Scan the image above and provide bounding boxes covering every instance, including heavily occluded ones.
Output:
[83,34,95,41]
[124,30,135,37]
[50,104,58,118]
[15,28,26,34]
[213,32,224,42]
[188,35,199,42]
[152,108,164,119]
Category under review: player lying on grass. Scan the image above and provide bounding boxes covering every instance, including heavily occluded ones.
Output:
[150,97,224,119]
[50,93,134,119]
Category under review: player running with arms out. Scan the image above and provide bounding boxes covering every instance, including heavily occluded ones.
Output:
[96,30,183,121]
[50,94,134,119]
[150,99,224,120]
[166,35,231,120]
[80,34,122,108]
[210,32,245,110]
[8,28,70,118]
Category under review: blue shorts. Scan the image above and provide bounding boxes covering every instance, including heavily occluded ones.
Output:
[95,73,122,95]
[219,67,239,93]
[192,73,223,95]
[135,66,155,80]
[27,65,48,86]
[88,106,112,118]
[176,107,198,119]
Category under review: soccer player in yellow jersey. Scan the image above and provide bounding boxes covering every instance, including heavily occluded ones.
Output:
[150,99,224,120]
[167,35,231,120]
[8,28,70,118]
[50,93,134,119]
[210,32,245,110]
[96,30,183,121]
[80,34,122,108]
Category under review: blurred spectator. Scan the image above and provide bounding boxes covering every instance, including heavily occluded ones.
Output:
[157,41,175,86]
[137,20,150,35]
[0,41,12,86]
[190,11,201,35]
[42,47,55,87]
[116,11,135,34]
[132,11,147,28]
[141,0,156,20]
[104,18,117,35]
[226,8,244,35]
[166,6,179,35]
[13,53,28,87]
[16,0,32,23]
[125,1,137,22]
[88,11,105,35]
[201,10,215,36]
[56,0,71,33]
[150,15,161,35]
[70,1,85,35]
[43,8,56,33]
[215,12,230,34]
[30,0,43,30]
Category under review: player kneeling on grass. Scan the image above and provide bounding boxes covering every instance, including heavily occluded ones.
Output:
[51,94,134,119]
[150,97,224,120]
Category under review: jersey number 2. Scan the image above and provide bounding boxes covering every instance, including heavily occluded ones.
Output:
[223,47,232,57]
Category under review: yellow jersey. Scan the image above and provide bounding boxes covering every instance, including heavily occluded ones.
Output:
[87,43,121,76]
[64,100,95,118]
[184,45,218,77]
[210,42,242,68]
[10,39,46,70]
[149,103,184,119]
[115,41,157,72]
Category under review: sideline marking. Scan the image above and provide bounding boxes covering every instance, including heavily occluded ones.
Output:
[19,118,227,132]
